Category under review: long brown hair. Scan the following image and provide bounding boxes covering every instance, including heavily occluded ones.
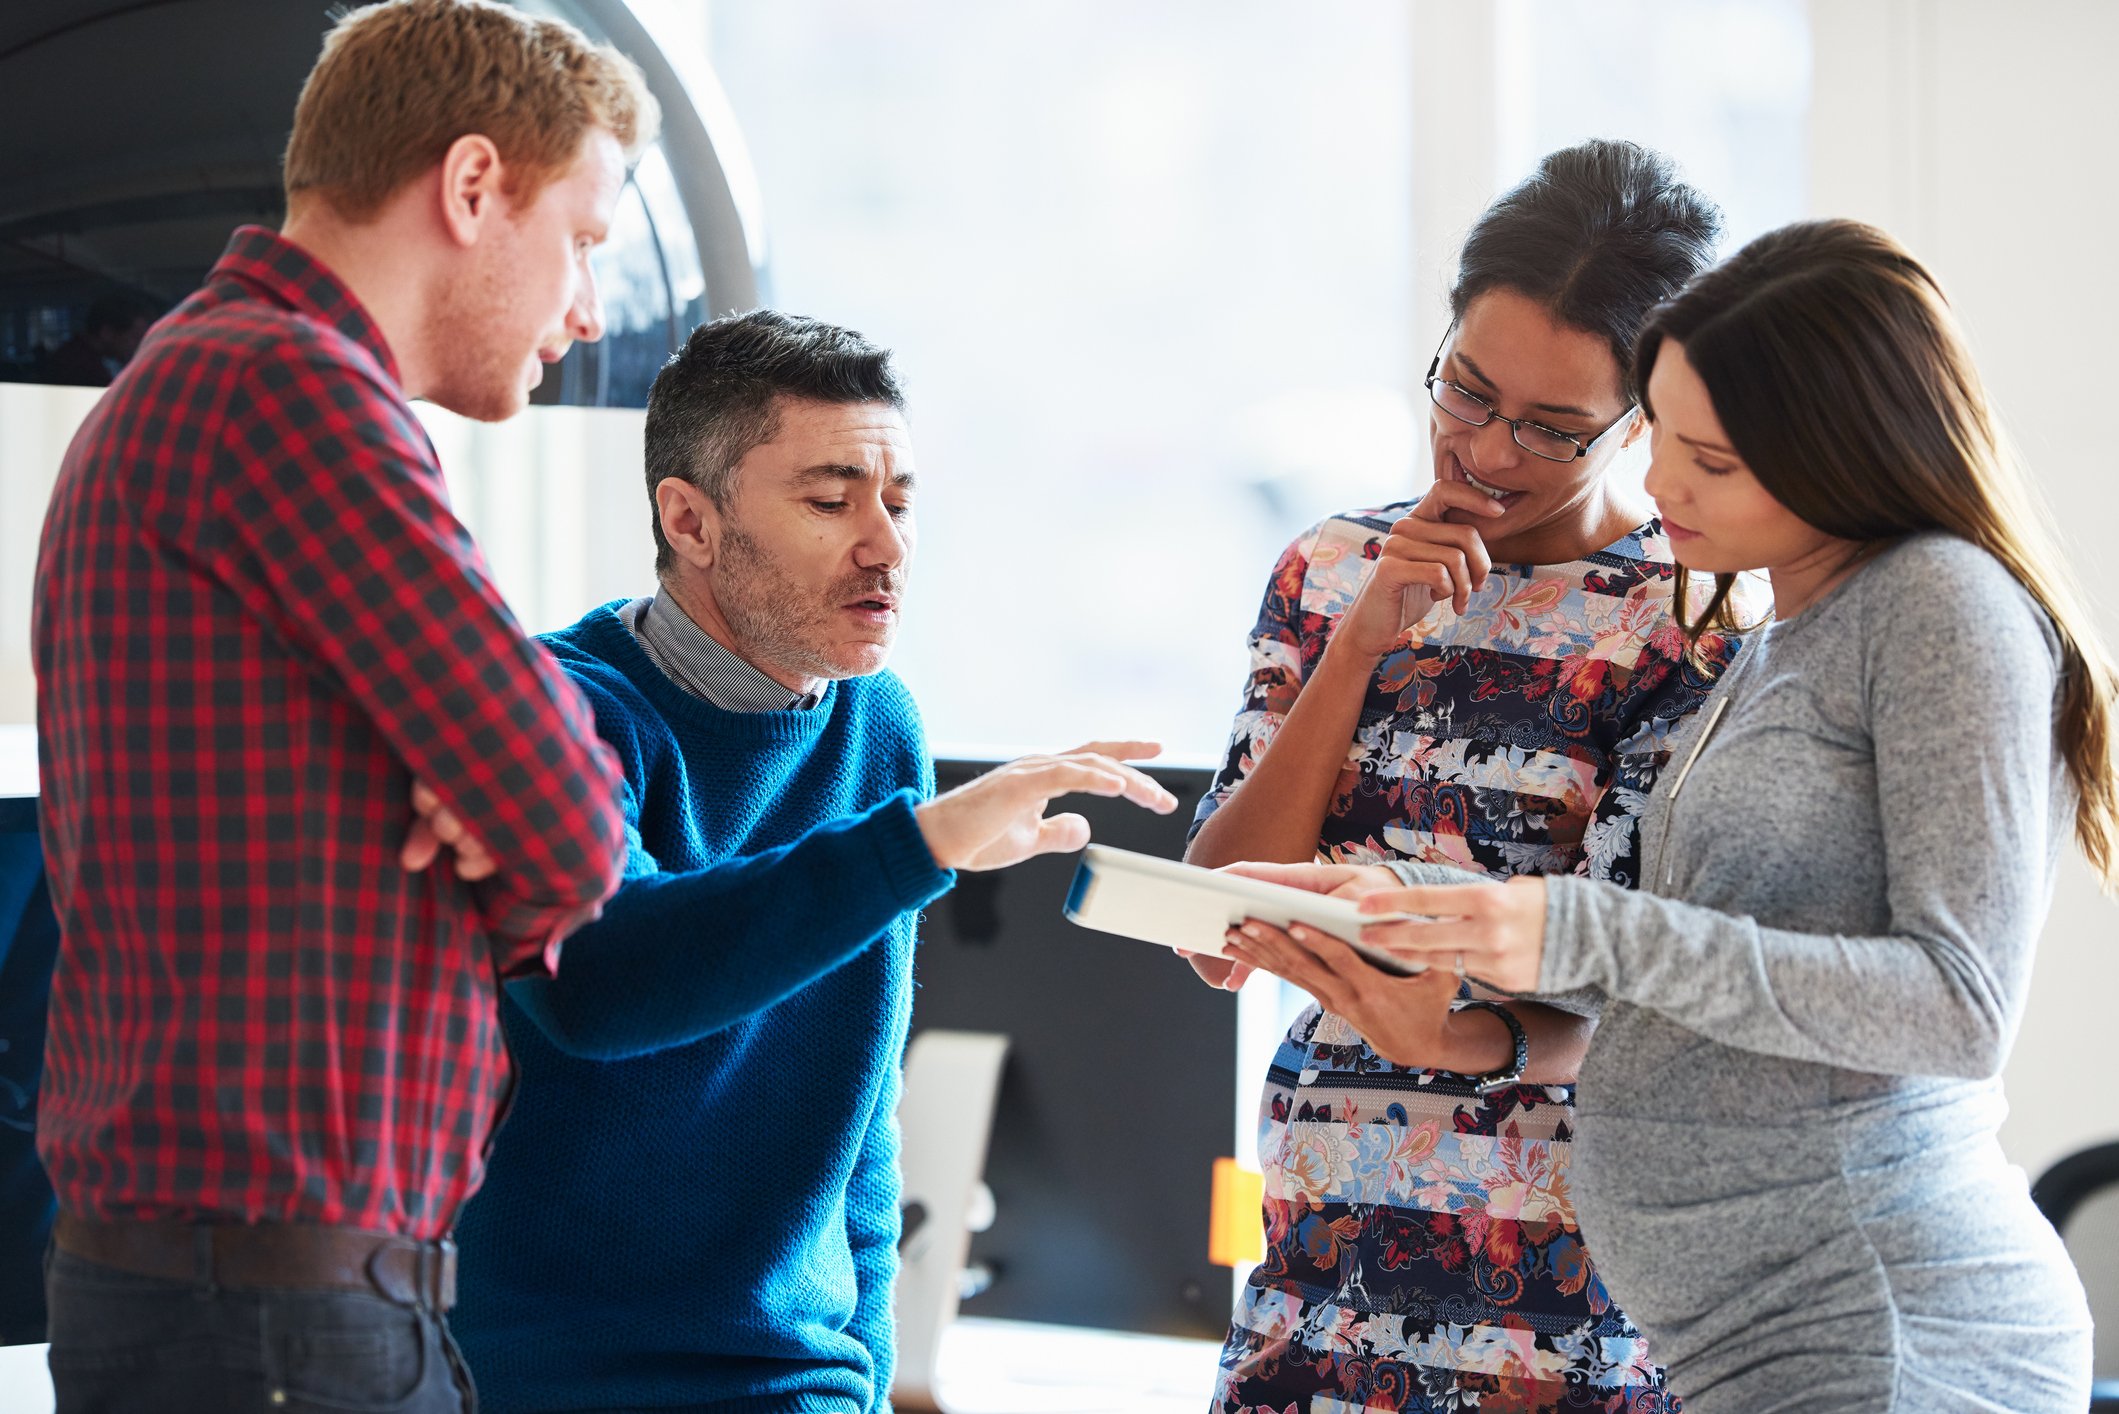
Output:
[1636,218,2119,888]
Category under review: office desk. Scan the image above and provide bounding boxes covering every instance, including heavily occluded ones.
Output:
[0,1319,1225,1414]
[930,1317,1222,1413]
[0,1342,49,1414]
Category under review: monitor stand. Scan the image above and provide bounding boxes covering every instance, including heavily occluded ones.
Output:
[893,1029,1009,1413]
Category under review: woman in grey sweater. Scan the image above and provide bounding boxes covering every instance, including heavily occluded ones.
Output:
[1220,220,2115,1410]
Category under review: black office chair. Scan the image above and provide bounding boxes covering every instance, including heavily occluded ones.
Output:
[2032,1142,2119,1410]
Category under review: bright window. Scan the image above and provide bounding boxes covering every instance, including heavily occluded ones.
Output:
[1496,0,1810,250]
[631,0,1809,763]
[656,0,1420,762]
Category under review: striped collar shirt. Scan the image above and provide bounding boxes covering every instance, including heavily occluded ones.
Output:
[623,591,823,712]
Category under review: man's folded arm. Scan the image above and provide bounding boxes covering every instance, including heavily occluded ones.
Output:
[506,789,954,1060]
[209,350,627,971]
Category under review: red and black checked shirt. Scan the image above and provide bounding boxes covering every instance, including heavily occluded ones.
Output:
[33,226,627,1239]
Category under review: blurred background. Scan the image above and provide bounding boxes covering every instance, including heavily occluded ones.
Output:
[2,1,2116,1407]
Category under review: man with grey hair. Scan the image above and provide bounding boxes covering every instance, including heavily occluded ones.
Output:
[449,310,1173,1412]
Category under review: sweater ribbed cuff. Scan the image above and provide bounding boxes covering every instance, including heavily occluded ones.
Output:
[866,789,954,912]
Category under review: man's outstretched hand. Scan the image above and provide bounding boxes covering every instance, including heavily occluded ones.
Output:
[915,741,1177,872]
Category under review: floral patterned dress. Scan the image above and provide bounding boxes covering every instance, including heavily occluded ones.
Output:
[1195,500,1746,1414]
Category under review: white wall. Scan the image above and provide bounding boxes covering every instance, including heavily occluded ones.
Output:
[0,394,657,733]
[0,385,100,725]
[1807,0,2119,1184]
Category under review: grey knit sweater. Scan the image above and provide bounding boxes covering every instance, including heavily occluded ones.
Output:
[1523,533,2092,1410]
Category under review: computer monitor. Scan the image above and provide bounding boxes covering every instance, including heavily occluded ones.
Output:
[909,759,1235,1340]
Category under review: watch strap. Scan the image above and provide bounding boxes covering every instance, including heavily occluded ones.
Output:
[1449,998,1529,1093]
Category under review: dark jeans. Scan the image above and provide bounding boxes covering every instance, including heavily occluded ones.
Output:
[44,1246,474,1413]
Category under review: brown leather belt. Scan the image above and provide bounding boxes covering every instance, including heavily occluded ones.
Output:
[54,1213,457,1310]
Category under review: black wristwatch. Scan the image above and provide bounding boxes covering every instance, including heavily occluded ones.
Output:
[1449,998,1529,1093]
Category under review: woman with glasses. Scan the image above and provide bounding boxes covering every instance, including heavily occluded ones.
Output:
[1188,139,1755,1412]
[1230,221,2105,1411]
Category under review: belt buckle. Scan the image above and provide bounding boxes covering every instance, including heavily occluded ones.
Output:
[374,1237,457,1311]
[435,1238,457,1311]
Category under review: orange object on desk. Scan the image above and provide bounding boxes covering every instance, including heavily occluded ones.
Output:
[1208,1157,1265,1268]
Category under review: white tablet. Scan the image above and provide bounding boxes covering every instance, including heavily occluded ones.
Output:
[1062,844,1426,976]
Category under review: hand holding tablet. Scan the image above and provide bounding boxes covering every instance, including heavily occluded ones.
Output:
[1062,845,1428,976]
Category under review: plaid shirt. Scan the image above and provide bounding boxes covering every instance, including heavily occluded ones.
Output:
[33,227,627,1239]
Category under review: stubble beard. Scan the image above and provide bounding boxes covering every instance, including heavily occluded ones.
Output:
[714,521,902,684]
[421,248,536,423]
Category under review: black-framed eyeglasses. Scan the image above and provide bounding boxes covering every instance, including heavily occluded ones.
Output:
[1423,335,1634,463]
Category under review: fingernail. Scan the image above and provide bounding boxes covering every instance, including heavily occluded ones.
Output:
[1241,924,1263,940]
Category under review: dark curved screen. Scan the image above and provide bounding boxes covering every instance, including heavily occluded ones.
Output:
[0,0,713,406]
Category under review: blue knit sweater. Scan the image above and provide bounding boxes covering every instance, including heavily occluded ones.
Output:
[452,602,954,1414]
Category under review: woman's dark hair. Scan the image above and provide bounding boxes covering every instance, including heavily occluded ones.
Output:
[1449,139,1722,400]
[1636,218,2119,888]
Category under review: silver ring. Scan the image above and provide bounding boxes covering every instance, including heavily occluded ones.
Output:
[1454,951,1466,982]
